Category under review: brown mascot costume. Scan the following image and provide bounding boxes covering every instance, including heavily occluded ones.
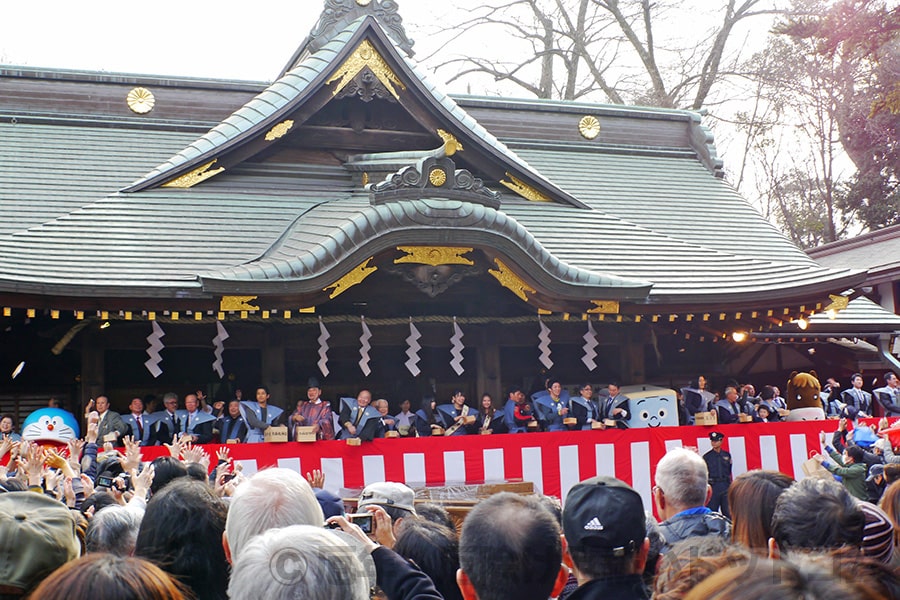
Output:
[785,370,826,421]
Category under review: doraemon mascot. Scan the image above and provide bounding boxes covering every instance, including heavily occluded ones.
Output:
[21,408,81,444]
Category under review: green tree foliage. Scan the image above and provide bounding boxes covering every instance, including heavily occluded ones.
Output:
[779,0,900,231]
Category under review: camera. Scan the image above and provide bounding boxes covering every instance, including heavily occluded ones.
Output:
[96,474,114,488]
[347,513,374,534]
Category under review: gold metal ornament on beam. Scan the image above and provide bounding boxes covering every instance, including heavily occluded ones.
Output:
[220,296,260,312]
[326,40,405,100]
[488,258,536,302]
[824,294,850,313]
[578,115,600,140]
[587,300,620,314]
[395,246,474,267]
[429,168,447,186]
[265,120,294,141]
[437,129,463,156]
[162,159,225,188]
[500,173,551,202]
[324,258,378,299]
[126,87,155,114]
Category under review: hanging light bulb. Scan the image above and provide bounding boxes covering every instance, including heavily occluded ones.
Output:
[732,331,748,343]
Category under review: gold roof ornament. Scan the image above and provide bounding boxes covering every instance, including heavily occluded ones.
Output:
[578,115,601,140]
[265,120,294,141]
[324,258,378,298]
[500,173,552,202]
[587,300,620,314]
[126,87,155,114]
[395,246,475,267]
[219,296,259,312]
[823,293,850,313]
[488,258,536,302]
[326,40,406,100]
[356,0,372,4]
[162,159,224,188]
[437,129,463,156]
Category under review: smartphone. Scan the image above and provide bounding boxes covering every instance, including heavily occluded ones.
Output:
[347,513,374,534]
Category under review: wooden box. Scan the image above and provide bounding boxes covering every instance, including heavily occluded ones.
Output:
[385,430,400,438]
[777,409,791,418]
[264,425,289,443]
[591,420,605,430]
[603,419,617,428]
[346,437,362,446]
[695,411,718,426]
[738,414,753,423]
[430,425,445,436]
[295,426,316,442]
[463,415,476,425]
[526,421,539,430]
[480,429,492,435]
[563,417,578,426]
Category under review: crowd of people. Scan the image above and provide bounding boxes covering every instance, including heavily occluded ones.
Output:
[0,408,899,599]
[3,370,898,447]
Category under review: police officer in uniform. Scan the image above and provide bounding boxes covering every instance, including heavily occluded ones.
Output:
[703,431,732,518]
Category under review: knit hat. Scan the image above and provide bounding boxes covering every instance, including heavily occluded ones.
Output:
[0,492,80,594]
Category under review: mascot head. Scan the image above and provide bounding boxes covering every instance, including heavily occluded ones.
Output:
[21,408,80,444]
[785,370,826,421]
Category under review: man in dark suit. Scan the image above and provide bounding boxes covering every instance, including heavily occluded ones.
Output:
[150,392,182,445]
[93,395,128,444]
[180,393,215,444]
[217,399,248,443]
[874,371,900,417]
[600,382,630,429]
[121,397,156,446]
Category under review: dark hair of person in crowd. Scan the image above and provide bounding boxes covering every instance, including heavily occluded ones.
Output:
[536,494,562,526]
[728,470,794,554]
[846,445,864,464]
[29,553,188,600]
[683,556,887,600]
[149,456,188,496]
[415,503,456,532]
[885,463,900,485]
[879,480,900,547]
[759,386,776,401]
[185,462,208,483]
[135,479,229,600]
[643,515,666,590]
[79,491,118,517]
[393,519,464,600]
[654,540,749,600]
[770,478,865,553]
[459,492,564,600]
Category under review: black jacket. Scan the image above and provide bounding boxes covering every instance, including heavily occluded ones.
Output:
[658,510,731,549]
[565,576,649,600]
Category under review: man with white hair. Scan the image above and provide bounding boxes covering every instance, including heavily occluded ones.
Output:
[228,525,370,600]
[653,447,730,548]
[223,467,324,562]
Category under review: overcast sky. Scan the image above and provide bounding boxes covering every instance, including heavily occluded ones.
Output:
[0,1,470,82]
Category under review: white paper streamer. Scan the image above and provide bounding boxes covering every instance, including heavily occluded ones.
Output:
[450,317,465,376]
[581,319,599,371]
[538,319,553,369]
[317,316,331,377]
[405,318,422,376]
[359,316,372,377]
[144,321,166,378]
[893,335,900,356]
[212,321,230,378]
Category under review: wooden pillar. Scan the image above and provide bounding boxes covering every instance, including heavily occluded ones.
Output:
[262,327,287,409]
[80,330,105,412]
[476,326,502,404]
[623,330,646,384]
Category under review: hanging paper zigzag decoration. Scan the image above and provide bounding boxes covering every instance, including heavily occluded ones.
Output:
[144,321,166,378]
[450,317,465,376]
[582,319,598,371]
[405,318,422,376]
[538,319,553,369]
[318,316,331,377]
[359,316,372,376]
[212,321,230,378]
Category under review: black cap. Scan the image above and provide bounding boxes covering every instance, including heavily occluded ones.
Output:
[307,377,321,389]
[709,431,724,441]
[562,476,646,557]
